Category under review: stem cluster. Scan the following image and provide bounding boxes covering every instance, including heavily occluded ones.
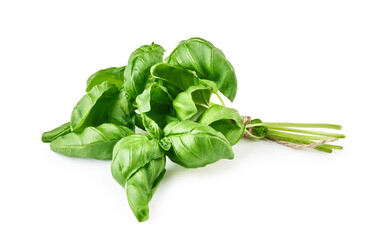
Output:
[245,121,345,153]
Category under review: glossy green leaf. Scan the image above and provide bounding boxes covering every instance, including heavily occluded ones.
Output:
[198,105,244,145]
[107,88,135,130]
[126,156,166,222]
[123,43,165,100]
[50,123,133,160]
[151,62,198,90]
[173,85,212,121]
[128,43,165,64]
[41,122,71,143]
[111,134,164,188]
[70,81,118,132]
[135,82,173,128]
[150,62,220,99]
[86,66,126,92]
[165,37,237,102]
[141,114,163,140]
[150,63,198,97]
[164,121,234,168]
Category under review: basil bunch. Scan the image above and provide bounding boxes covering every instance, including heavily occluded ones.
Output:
[42,38,344,222]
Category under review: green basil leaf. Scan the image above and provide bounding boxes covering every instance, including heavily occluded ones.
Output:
[173,85,212,121]
[165,37,237,102]
[165,113,180,125]
[198,105,244,145]
[251,119,268,138]
[41,122,71,143]
[158,137,172,151]
[126,156,166,222]
[163,121,234,168]
[150,62,199,93]
[127,43,165,64]
[150,62,221,106]
[108,88,135,131]
[111,134,164,188]
[86,66,126,92]
[70,81,118,132]
[123,43,165,100]
[141,114,163,140]
[135,82,173,128]
[135,113,145,130]
[50,123,133,160]
[199,79,219,94]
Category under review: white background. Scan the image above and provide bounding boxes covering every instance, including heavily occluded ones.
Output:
[1,0,372,239]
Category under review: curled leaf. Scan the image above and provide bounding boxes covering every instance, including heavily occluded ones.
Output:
[86,66,126,92]
[128,43,165,64]
[151,63,220,100]
[70,81,118,132]
[135,82,173,128]
[150,63,198,97]
[41,122,71,143]
[126,156,166,222]
[198,105,244,145]
[165,37,237,101]
[111,134,164,188]
[173,84,212,121]
[123,43,165,100]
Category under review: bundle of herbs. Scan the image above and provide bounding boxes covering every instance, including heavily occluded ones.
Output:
[42,37,344,221]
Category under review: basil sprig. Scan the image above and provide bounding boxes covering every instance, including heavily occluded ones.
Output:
[42,37,344,222]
